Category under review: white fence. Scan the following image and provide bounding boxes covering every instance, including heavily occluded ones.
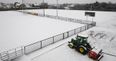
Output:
[0,13,96,61]
[24,25,89,54]
[0,23,94,61]
[0,47,23,61]
[18,11,96,26]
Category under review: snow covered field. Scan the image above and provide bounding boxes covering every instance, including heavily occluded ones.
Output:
[0,11,84,52]
[21,9,87,20]
[21,9,116,61]
[1,9,116,61]
[22,9,116,29]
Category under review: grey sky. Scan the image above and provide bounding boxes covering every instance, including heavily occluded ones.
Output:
[0,0,116,4]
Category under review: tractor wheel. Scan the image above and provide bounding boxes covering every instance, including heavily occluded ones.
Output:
[77,45,88,55]
[68,43,74,48]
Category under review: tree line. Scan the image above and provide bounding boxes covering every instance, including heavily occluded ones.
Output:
[0,1,116,11]
[49,1,116,11]
[70,1,116,11]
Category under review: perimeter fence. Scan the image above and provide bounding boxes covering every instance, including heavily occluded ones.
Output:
[0,22,95,61]
[0,9,96,61]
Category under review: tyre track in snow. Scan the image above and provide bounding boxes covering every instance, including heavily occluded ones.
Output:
[102,52,116,57]
[31,42,67,61]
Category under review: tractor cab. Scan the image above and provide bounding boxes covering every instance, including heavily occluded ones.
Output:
[76,33,88,44]
[68,33,92,55]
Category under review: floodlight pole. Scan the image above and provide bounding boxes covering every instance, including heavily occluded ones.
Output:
[91,4,94,23]
[43,0,45,16]
[56,0,58,17]
[22,0,24,12]
[22,0,23,9]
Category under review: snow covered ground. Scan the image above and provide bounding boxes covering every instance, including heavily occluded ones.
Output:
[0,11,84,52]
[79,27,116,55]
[1,9,116,61]
[13,34,78,61]
[22,9,116,29]
[30,27,116,61]
[32,43,93,61]
[32,43,116,61]
[20,9,116,61]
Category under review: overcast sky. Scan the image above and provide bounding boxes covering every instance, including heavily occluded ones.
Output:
[0,0,116,4]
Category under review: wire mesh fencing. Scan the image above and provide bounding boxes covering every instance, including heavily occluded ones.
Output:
[24,25,88,54]
[0,10,96,60]
[0,47,23,61]
[19,10,96,26]
[0,22,95,61]
[0,7,96,61]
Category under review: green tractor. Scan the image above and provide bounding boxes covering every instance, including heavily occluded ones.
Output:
[68,33,103,61]
[68,34,92,55]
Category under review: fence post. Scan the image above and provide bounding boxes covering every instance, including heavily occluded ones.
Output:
[84,25,86,31]
[74,29,76,34]
[40,41,42,48]
[15,49,17,57]
[63,33,65,39]
[67,32,69,37]
[85,24,87,30]
[87,24,89,29]
[21,47,24,55]
[0,53,1,61]
[7,51,9,61]
[53,36,55,43]
[80,26,82,32]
